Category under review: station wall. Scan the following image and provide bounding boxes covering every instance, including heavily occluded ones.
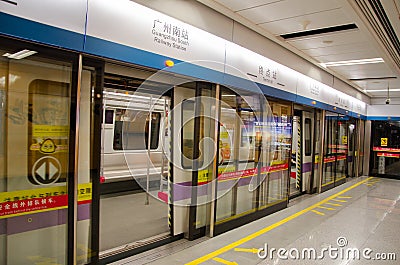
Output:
[133,0,370,103]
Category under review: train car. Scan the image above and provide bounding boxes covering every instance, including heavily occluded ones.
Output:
[100,74,170,194]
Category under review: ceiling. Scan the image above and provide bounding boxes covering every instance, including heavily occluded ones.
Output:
[199,0,400,100]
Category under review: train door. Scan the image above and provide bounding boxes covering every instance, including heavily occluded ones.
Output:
[290,109,314,197]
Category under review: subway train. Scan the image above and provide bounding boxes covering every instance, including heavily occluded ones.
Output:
[100,74,170,194]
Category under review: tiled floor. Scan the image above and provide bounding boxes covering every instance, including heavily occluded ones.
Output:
[112,177,399,264]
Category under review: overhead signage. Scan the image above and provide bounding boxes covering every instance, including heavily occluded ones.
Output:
[224,42,297,94]
[86,0,226,73]
[1,0,368,116]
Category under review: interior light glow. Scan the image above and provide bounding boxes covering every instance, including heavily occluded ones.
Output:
[2,49,38,59]
[320,58,384,67]
[365,88,400,92]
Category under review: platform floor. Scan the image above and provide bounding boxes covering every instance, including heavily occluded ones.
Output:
[112,176,399,264]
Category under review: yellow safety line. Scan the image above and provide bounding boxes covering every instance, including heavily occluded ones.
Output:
[212,257,237,265]
[322,180,334,187]
[367,181,380,184]
[331,199,347,202]
[185,177,373,265]
[337,196,352,199]
[326,202,342,207]
[234,248,258,254]
[311,210,326,216]
[317,206,335,211]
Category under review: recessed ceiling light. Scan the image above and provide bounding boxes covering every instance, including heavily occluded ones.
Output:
[2,49,37,60]
[320,58,384,67]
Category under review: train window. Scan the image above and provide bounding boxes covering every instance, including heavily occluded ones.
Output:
[113,109,161,150]
[105,109,114,124]
[305,118,312,156]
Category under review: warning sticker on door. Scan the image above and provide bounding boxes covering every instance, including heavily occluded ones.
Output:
[0,183,92,219]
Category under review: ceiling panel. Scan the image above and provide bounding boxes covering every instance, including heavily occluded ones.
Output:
[259,8,352,35]
[353,78,400,89]
[287,30,366,50]
[237,0,341,24]
[209,0,400,99]
[328,63,392,73]
[302,43,371,57]
[366,91,400,98]
[214,0,281,12]
[313,50,380,62]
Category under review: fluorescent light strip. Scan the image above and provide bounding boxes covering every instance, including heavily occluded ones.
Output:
[2,49,38,59]
[365,88,400,92]
[320,58,384,67]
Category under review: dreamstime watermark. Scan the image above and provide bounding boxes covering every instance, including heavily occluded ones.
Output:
[257,237,397,261]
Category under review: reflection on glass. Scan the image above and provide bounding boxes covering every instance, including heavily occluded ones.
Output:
[370,121,400,177]
[0,52,72,264]
[215,89,292,224]
[322,112,337,186]
[335,116,347,182]
[264,101,291,205]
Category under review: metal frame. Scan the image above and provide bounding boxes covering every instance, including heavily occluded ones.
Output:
[0,36,84,265]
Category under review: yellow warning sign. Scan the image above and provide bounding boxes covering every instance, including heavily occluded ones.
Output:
[381,138,388,147]
[0,183,92,219]
[32,125,69,138]
[197,166,235,184]
[342,136,348,145]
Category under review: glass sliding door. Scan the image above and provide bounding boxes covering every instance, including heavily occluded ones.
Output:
[335,115,348,184]
[358,119,365,176]
[322,112,350,191]
[370,121,400,178]
[264,100,291,204]
[214,88,290,235]
[0,39,76,265]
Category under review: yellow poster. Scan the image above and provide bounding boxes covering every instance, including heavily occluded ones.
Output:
[381,138,388,147]
[342,136,348,145]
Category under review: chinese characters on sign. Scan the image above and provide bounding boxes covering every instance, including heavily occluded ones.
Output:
[258,65,278,85]
[310,83,320,96]
[0,183,92,218]
[152,19,189,51]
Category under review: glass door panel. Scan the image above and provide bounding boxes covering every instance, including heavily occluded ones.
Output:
[370,121,400,178]
[322,112,337,188]
[216,88,239,222]
[335,116,348,183]
[0,44,74,265]
[358,119,365,176]
[267,101,291,203]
